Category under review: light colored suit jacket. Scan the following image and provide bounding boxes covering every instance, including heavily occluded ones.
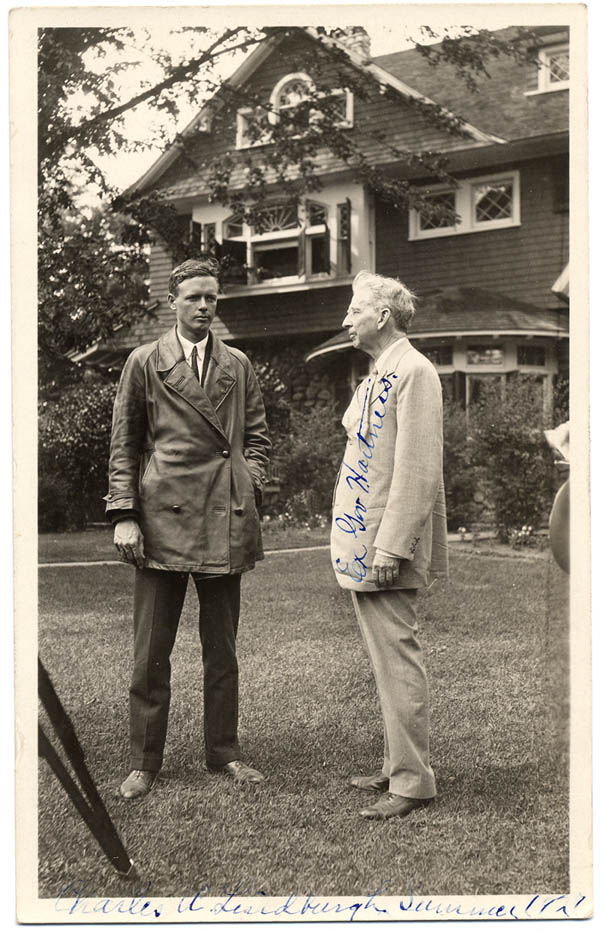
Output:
[330,338,449,592]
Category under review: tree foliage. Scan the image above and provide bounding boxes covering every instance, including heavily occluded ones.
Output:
[38,205,150,389]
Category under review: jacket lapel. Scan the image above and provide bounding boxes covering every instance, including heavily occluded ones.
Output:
[369,338,413,407]
[205,334,237,412]
[157,327,232,439]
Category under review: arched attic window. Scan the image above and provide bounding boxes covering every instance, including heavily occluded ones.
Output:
[236,72,353,149]
[271,73,312,112]
[270,72,353,130]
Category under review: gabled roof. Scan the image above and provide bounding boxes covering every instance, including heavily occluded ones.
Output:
[129,33,284,195]
[374,27,569,142]
[129,27,503,196]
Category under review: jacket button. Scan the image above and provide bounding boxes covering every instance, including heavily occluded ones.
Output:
[171,505,182,513]
[234,507,243,515]
[221,449,230,458]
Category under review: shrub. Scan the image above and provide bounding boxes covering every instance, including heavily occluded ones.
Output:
[468,378,555,542]
[271,404,347,524]
[443,402,481,531]
[39,381,117,530]
[552,373,570,426]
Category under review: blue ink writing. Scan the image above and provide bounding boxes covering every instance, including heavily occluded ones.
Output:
[336,544,368,583]
[334,374,396,581]
[335,497,367,537]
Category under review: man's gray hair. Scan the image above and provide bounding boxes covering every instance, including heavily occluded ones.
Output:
[352,271,417,332]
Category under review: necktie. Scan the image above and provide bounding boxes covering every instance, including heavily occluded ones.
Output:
[190,345,200,381]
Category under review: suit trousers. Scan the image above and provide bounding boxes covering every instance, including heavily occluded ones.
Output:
[352,588,436,799]
[129,568,241,772]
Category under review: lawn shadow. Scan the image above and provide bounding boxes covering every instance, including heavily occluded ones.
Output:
[437,759,569,817]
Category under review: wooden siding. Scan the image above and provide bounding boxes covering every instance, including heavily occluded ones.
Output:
[375,156,568,311]
[110,262,352,351]
[150,31,491,202]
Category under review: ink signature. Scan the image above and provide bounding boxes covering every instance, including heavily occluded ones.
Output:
[334,374,397,583]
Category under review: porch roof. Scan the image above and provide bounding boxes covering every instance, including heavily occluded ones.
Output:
[305,286,569,361]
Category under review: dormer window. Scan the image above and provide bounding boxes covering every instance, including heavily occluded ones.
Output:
[537,42,569,92]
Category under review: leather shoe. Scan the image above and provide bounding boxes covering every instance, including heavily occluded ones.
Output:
[350,772,390,792]
[119,769,158,800]
[219,760,265,784]
[359,792,434,820]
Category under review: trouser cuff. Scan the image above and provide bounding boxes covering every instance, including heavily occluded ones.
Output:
[131,754,163,773]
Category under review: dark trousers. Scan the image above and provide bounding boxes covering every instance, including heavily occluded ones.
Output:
[129,568,241,772]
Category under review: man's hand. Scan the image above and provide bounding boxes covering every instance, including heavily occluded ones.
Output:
[372,552,403,589]
[114,519,145,569]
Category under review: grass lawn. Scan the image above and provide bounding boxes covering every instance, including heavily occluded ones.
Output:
[38,541,569,899]
[38,522,330,563]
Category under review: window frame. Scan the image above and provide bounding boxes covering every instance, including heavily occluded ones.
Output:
[409,171,521,241]
[219,201,334,287]
[270,73,353,128]
[236,73,354,149]
[537,42,570,93]
[236,105,271,150]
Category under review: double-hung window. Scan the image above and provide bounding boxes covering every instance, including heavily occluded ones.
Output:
[409,171,520,241]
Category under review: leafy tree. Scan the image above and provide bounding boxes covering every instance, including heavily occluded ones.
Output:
[38,203,149,390]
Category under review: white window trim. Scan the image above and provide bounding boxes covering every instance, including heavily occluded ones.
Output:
[251,236,299,286]
[409,171,521,241]
[236,107,271,150]
[270,72,354,129]
[237,74,354,149]
[270,72,313,120]
[305,223,331,279]
[535,43,570,93]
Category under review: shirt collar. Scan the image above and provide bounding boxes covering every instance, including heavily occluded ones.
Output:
[375,335,407,373]
[177,328,209,360]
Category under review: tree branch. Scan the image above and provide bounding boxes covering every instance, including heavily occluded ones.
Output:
[44,27,264,158]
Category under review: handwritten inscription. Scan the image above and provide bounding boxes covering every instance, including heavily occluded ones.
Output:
[54,883,589,922]
[334,374,397,583]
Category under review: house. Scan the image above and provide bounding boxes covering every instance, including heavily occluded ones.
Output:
[80,25,569,418]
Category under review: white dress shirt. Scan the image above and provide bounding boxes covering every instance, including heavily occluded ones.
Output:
[177,330,210,379]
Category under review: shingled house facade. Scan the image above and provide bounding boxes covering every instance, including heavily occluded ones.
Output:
[80,25,569,418]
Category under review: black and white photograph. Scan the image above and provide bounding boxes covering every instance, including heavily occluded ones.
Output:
[11,1,591,922]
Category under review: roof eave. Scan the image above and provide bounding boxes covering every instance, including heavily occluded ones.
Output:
[126,33,283,196]
[305,326,569,361]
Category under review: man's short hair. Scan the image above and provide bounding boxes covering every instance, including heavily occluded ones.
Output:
[169,258,221,296]
[352,271,417,332]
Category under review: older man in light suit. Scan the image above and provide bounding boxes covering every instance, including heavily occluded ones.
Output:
[331,271,448,820]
